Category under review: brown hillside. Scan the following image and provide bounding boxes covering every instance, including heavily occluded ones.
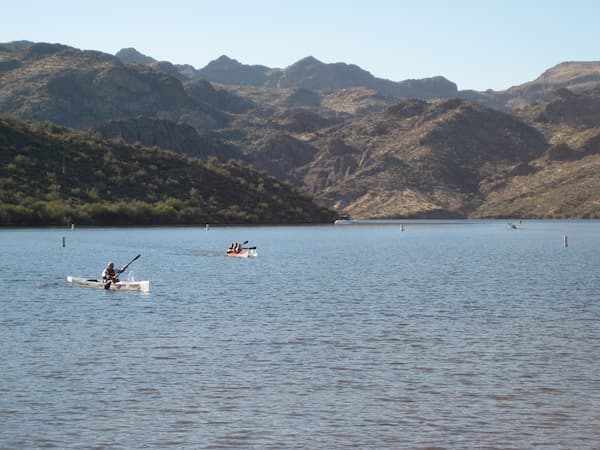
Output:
[2,41,600,219]
[0,43,226,129]
[474,154,600,218]
[517,88,600,128]
[299,99,548,218]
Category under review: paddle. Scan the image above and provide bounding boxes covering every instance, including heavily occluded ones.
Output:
[123,254,141,269]
[104,254,141,289]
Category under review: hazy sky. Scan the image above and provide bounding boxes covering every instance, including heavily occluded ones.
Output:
[2,0,599,91]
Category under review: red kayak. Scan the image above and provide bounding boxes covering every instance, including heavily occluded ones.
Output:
[226,247,258,258]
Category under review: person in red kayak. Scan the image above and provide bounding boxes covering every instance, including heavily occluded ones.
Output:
[102,261,127,283]
[227,242,242,254]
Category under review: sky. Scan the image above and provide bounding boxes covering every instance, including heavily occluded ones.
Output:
[2,0,599,91]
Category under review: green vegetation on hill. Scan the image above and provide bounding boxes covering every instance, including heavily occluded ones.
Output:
[0,116,336,226]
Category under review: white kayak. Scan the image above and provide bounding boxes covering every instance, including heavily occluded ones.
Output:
[67,276,150,292]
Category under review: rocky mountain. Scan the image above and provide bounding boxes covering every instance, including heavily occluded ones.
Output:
[0,43,228,129]
[118,49,458,100]
[117,47,600,112]
[265,56,458,100]
[517,87,600,128]
[116,47,202,82]
[115,47,156,65]
[506,62,600,107]
[474,121,600,218]
[340,99,595,218]
[196,55,272,86]
[212,91,600,219]
[237,98,550,218]
[461,61,600,110]
[3,40,600,219]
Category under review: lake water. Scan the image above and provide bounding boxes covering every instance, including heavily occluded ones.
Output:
[1,220,599,449]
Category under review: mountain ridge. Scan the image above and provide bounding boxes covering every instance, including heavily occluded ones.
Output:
[117,47,459,100]
[2,40,600,220]
[0,42,229,129]
[115,45,600,109]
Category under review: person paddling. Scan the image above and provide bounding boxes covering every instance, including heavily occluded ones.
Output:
[227,242,242,254]
[102,261,128,284]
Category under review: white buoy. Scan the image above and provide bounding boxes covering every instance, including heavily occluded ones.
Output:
[563,234,568,248]
[205,223,210,231]
[71,223,75,231]
[400,223,404,231]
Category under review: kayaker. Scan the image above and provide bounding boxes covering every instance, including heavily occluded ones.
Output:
[101,261,127,283]
[234,242,242,253]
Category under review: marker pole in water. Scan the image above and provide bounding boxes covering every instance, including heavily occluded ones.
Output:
[61,236,66,247]
[563,234,568,248]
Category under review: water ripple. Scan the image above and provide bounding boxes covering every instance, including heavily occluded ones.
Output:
[1,222,600,448]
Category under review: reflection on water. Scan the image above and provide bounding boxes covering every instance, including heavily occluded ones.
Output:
[1,221,599,448]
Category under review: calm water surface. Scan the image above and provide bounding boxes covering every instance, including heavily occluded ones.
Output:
[1,220,599,449]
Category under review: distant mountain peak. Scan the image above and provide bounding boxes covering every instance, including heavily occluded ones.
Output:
[115,47,156,65]
[205,55,244,69]
[213,54,238,64]
[198,55,271,86]
[292,56,323,67]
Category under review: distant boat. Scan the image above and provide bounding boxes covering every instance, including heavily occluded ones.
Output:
[334,215,354,225]
[226,241,258,258]
[226,247,258,258]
